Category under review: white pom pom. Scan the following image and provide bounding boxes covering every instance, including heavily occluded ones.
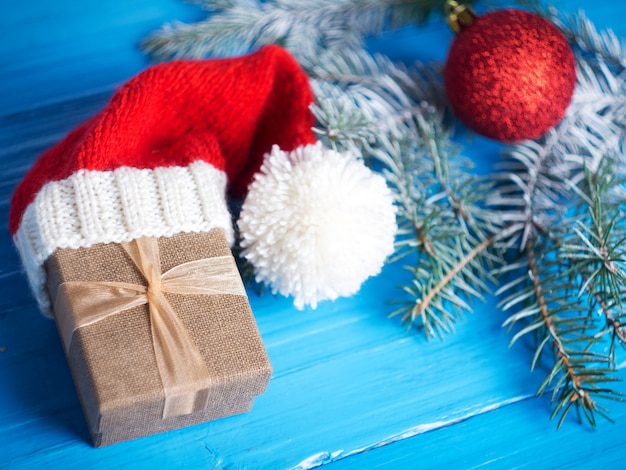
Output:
[237,142,397,309]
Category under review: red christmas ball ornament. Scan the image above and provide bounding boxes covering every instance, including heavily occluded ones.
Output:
[443,6,577,142]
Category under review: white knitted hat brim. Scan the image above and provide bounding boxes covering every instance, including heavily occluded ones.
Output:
[15,160,233,316]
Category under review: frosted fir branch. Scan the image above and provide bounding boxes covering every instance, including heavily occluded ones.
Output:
[499,163,626,428]
[142,0,449,61]
[562,164,626,354]
[310,84,431,157]
[490,132,573,250]
[309,55,445,146]
[311,87,380,153]
[304,48,444,106]
[492,45,626,251]
[547,8,626,68]
[491,7,626,427]
[523,239,618,429]
[495,165,626,428]
[562,60,626,183]
[500,199,620,428]
[310,74,416,143]
[365,113,504,339]
[552,9,626,171]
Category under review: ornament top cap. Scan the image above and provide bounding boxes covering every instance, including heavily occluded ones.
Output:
[445,0,477,33]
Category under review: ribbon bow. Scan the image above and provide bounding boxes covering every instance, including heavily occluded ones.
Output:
[53,236,247,418]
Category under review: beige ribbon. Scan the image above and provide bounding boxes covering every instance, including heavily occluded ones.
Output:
[53,236,247,419]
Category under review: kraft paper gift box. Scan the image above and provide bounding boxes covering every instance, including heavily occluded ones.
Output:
[44,229,272,447]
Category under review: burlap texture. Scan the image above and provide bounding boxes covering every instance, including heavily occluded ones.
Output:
[45,229,272,447]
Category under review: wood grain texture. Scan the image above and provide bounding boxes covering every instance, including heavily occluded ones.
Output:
[1,0,625,468]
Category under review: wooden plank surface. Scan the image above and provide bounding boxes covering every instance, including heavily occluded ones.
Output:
[1,1,625,468]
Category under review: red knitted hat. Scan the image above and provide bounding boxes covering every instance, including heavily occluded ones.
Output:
[10,45,316,312]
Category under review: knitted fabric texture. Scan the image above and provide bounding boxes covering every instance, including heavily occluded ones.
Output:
[10,45,316,313]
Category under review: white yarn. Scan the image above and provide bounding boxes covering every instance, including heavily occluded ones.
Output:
[15,161,232,316]
[238,143,397,309]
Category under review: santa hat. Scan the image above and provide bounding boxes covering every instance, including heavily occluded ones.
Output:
[10,45,397,314]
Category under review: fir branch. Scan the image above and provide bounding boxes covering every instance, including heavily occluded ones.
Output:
[142,0,451,61]
[409,224,519,329]
[308,50,444,144]
[370,113,504,339]
[494,160,623,427]
[498,230,623,428]
[562,164,626,355]
[525,238,602,428]
[548,8,626,68]
[492,12,626,426]
[490,131,572,251]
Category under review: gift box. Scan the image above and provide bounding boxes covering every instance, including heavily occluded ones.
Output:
[44,228,272,447]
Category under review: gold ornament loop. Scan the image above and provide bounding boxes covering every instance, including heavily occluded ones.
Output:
[445,0,477,34]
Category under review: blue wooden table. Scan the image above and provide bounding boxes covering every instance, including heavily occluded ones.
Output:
[1,1,625,468]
